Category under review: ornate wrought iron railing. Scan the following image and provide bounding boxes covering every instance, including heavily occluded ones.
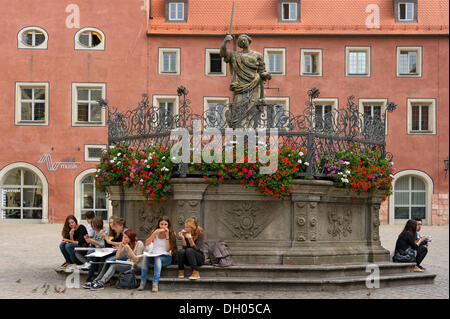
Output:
[100,87,396,179]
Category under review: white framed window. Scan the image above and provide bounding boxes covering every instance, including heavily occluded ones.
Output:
[312,98,338,131]
[169,2,185,21]
[264,48,286,75]
[85,145,107,162]
[75,27,105,50]
[346,47,371,77]
[389,170,433,225]
[264,97,290,129]
[398,3,414,21]
[205,49,226,76]
[281,2,298,21]
[15,82,49,126]
[159,48,181,75]
[72,83,106,126]
[300,49,322,76]
[407,99,436,134]
[74,169,111,222]
[358,99,388,135]
[18,26,48,49]
[397,47,422,77]
[153,95,180,129]
[0,162,49,224]
[203,97,229,128]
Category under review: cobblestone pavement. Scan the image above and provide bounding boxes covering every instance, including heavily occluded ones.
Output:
[0,224,447,299]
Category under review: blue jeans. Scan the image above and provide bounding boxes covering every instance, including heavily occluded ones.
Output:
[59,242,80,264]
[141,255,172,284]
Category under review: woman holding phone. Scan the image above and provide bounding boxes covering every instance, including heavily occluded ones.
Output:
[137,216,177,292]
[177,218,206,280]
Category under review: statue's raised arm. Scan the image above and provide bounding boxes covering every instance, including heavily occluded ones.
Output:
[220,34,233,62]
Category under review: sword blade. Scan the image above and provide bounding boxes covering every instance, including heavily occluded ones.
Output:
[229,0,235,35]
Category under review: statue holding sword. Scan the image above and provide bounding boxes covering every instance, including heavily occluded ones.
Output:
[220,1,272,128]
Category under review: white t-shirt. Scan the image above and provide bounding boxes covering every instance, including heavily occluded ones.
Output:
[151,235,171,256]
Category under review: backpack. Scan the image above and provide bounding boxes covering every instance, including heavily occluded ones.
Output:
[115,268,138,289]
[392,247,417,263]
[207,241,232,267]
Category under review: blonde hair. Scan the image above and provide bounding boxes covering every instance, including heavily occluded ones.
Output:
[185,218,206,241]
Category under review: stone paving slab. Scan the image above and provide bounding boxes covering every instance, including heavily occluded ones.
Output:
[0,224,447,299]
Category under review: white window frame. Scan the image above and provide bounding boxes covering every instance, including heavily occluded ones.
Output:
[398,2,415,21]
[168,2,185,21]
[203,97,229,129]
[72,83,106,127]
[358,99,388,135]
[0,162,49,224]
[345,47,371,77]
[84,145,107,162]
[205,49,227,77]
[300,49,322,76]
[153,95,180,128]
[15,82,49,126]
[281,2,298,21]
[407,99,436,135]
[74,27,105,50]
[74,169,112,222]
[264,48,286,76]
[397,46,422,77]
[159,48,181,75]
[18,26,48,49]
[312,98,338,131]
[263,97,290,129]
[389,170,433,225]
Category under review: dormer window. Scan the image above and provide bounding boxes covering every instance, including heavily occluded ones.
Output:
[166,0,188,22]
[278,0,300,22]
[169,3,184,20]
[282,3,297,21]
[399,3,414,21]
[394,0,417,23]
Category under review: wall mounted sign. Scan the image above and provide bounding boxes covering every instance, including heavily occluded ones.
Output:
[37,154,81,171]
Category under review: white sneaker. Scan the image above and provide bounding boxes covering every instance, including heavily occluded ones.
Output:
[78,262,91,270]
[64,264,76,273]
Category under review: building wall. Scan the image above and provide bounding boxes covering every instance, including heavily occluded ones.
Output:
[0,1,448,225]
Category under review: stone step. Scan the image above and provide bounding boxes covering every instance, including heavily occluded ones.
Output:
[154,272,436,292]
[157,262,418,279]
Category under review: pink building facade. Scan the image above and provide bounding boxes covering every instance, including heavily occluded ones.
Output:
[0,0,448,225]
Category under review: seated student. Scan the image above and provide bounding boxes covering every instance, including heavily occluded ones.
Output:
[75,216,106,270]
[393,219,428,272]
[85,211,96,239]
[58,215,88,272]
[414,218,430,270]
[83,217,127,287]
[90,229,144,290]
[176,218,206,280]
[138,216,177,292]
[105,216,125,248]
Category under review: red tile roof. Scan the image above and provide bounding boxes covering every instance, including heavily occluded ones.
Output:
[147,0,449,35]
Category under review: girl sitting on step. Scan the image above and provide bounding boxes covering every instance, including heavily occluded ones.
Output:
[138,216,177,292]
[176,218,206,280]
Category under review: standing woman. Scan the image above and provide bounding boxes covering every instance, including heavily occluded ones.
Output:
[394,219,428,272]
[58,215,88,272]
[138,216,177,292]
[177,218,206,280]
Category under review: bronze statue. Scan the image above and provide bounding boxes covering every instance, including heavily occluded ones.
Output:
[220,34,272,128]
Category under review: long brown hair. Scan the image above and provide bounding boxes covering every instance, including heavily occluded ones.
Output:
[62,215,78,239]
[185,218,206,242]
[108,216,121,239]
[152,216,177,256]
[124,229,138,251]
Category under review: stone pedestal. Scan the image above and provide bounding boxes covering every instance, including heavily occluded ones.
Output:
[107,178,390,265]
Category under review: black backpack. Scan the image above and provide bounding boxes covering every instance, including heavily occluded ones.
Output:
[392,248,416,263]
[115,268,138,289]
[207,241,232,267]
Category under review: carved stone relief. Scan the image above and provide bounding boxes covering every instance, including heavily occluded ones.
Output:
[327,209,353,239]
[138,206,164,236]
[220,202,273,240]
[372,204,381,241]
